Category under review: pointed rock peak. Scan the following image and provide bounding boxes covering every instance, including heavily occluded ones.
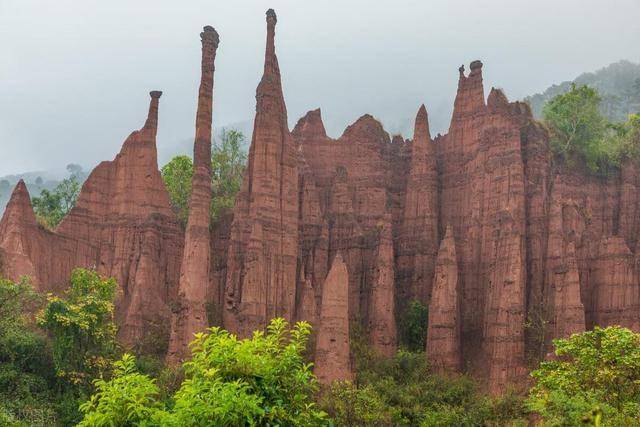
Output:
[469,59,483,74]
[487,87,509,110]
[391,134,405,144]
[143,91,162,136]
[292,108,327,139]
[12,180,29,199]
[1,180,37,226]
[450,60,486,125]
[193,23,219,168]
[331,251,346,269]
[201,25,220,47]
[341,114,389,143]
[414,104,431,143]
[264,9,279,75]
[438,225,457,259]
[266,8,277,22]
[443,224,454,241]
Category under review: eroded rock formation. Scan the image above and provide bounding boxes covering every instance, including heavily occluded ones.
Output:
[222,9,300,338]
[167,26,219,363]
[427,226,460,373]
[314,253,353,384]
[368,215,397,357]
[3,8,640,393]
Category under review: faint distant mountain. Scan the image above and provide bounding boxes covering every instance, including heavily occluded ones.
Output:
[524,60,640,122]
[0,165,88,215]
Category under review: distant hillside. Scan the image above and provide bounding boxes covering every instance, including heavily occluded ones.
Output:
[0,165,87,214]
[524,60,640,122]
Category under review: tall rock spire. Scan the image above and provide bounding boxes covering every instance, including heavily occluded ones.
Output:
[314,253,353,384]
[143,90,162,140]
[398,104,438,306]
[223,9,299,337]
[426,226,461,373]
[368,215,397,357]
[167,26,219,363]
[450,60,485,128]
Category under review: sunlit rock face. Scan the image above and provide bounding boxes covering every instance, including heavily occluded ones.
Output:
[3,8,640,394]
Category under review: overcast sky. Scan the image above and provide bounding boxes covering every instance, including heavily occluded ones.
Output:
[1,0,639,176]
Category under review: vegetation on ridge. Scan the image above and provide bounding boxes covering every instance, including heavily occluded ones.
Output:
[543,83,640,175]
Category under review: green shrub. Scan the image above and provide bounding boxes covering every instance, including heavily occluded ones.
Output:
[38,268,118,388]
[399,299,429,352]
[78,319,329,426]
[527,326,640,426]
[322,343,527,426]
[543,84,640,175]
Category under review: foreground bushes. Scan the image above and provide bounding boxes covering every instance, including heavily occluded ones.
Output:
[78,319,328,426]
[319,349,526,427]
[5,269,640,426]
[527,326,640,426]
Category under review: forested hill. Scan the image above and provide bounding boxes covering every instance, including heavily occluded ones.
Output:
[525,60,640,122]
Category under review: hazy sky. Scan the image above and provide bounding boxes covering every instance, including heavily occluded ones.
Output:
[1,0,639,176]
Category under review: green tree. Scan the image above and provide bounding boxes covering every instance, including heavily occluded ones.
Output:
[32,175,81,228]
[161,155,193,225]
[543,84,611,173]
[0,277,58,426]
[400,299,429,352]
[527,326,640,426]
[161,128,247,224]
[78,318,328,426]
[38,268,118,388]
[210,128,247,219]
[78,353,162,426]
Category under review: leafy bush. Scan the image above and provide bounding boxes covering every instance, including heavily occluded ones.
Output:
[210,128,247,219]
[38,268,118,388]
[527,326,640,426]
[0,277,58,426]
[543,84,640,175]
[323,342,527,426]
[399,299,429,352]
[78,353,162,426]
[319,381,389,426]
[161,154,193,225]
[78,319,328,426]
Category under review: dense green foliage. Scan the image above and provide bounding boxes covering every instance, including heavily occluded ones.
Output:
[321,347,526,426]
[5,266,640,426]
[526,60,640,123]
[38,269,118,388]
[160,155,193,224]
[527,326,640,426]
[78,353,163,426]
[210,128,247,219]
[32,174,81,228]
[543,84,640,174]
[161,128,247,224]
[399,299,429,352]
[78,318,328,426]
[0,277,58,426]
[0,270,117,426]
